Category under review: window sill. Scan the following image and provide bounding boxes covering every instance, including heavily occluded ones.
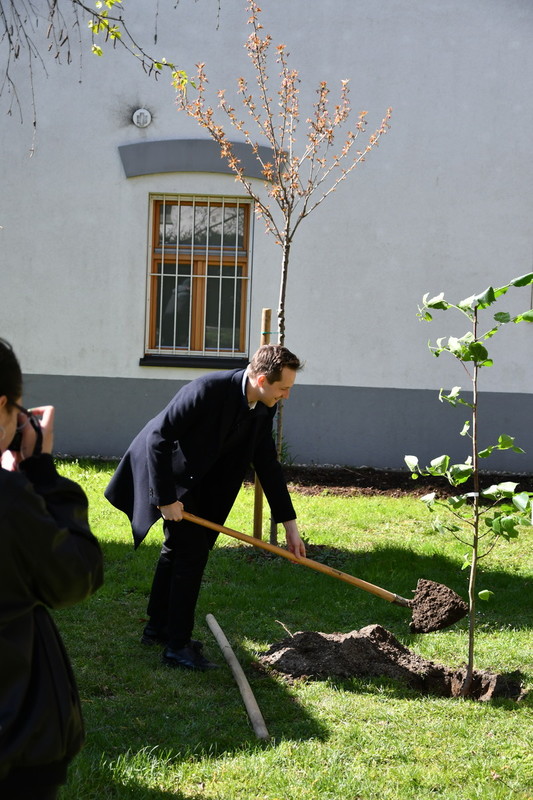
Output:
[139,354,249,369]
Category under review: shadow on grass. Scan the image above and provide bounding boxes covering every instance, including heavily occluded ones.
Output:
[56,533,531,791]
[216,540,533,633]
[58,537,329,765]
[63,766,205,800]
[318,673,532,708]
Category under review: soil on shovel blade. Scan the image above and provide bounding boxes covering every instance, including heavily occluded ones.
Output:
[409,578,468,633]
[259,624,527,701]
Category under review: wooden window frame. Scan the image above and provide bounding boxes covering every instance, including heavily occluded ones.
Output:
[143,195,252,365]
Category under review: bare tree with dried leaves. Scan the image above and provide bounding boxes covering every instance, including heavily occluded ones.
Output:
[177,1,390,350]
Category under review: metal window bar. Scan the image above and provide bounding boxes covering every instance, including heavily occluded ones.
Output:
[184,199,194,351]
[171,201,178,350]
[189,196,196,352]
[202,198,209,356]
[158,196,166,351]
[231,201,238,352]
[217,199,224,354]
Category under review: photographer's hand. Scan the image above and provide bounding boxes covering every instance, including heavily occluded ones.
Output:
[17,405,55,462]
[1,405,54,471]
[27,406,54,454]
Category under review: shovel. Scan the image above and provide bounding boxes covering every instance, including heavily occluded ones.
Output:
[182,511,468,633]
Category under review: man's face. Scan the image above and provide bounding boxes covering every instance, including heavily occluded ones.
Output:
[258,367,297,407]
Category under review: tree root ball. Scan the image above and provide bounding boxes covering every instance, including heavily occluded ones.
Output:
[259,624,527,701]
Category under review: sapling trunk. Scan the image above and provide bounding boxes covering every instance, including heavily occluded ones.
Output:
[270,234,290,545]
[462,310,479,696]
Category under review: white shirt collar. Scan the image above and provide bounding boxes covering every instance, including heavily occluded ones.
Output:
[242,367,257,409]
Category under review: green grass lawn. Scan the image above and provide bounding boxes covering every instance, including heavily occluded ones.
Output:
[56,460,532,799]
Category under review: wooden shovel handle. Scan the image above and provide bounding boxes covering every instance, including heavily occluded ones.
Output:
[182,511,410,607]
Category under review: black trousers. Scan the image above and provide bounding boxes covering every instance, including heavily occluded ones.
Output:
[0,768,63,800]
[147,518,218,649]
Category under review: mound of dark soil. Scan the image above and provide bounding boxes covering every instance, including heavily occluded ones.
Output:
[259,624,526,701]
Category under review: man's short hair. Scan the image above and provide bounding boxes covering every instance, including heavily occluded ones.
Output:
[248,344,302,383]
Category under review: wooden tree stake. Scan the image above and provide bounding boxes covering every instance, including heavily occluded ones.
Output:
[253,308,271,539]
[206,613,270,740]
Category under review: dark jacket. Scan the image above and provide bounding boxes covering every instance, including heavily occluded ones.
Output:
[0,454,104,785]
[105,368,296,546]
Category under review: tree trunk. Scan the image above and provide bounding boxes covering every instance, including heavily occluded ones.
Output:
[270,234,291,545]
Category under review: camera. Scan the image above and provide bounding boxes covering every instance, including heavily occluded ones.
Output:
[8,430,23,451]
[8,413,43,454]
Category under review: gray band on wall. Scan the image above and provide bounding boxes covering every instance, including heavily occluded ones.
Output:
[118,138,275,179]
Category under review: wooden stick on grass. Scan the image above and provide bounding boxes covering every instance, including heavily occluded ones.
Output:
[206,613,270,741]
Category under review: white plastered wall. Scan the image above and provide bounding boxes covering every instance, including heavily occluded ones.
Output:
[1,0,532,395]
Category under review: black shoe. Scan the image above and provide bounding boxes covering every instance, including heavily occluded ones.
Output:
[162,644,218,672]
[141,626,168,646]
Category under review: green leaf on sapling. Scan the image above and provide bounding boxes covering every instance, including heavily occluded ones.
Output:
[447,337,462,354]
[483,325,499,340]
[512,492,531,513]
[494,312,511,323]
[478,446,494,459]
[449,463,473,484]
[426,293,450,310]
[474,286,497,309]
[510,272,533,287]
[404,455,419,473]
[494,515,521,538]
[493,283,510,298]
[498,434,514,449]
[458,294,477,311]
[460,420,470,436]
[433,518,461,535]
[448,495,467,510]
[482,482,518,500]
[513,309,533,323]
[429,455,450,475]
[467,342,489,363]
[497,434,525,453]
[478,590,494,601]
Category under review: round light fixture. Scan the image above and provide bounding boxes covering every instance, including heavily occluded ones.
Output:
[132,108,152,128]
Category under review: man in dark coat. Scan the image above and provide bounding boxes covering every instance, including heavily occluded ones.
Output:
[105,344,305,671]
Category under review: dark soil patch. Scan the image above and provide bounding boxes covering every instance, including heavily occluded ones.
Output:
[259,624,527,701]
[271,464,533,498]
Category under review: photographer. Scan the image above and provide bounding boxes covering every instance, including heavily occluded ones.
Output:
[0,339,104,800]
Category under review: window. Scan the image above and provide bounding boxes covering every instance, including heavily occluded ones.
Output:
[143,195,252,365]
